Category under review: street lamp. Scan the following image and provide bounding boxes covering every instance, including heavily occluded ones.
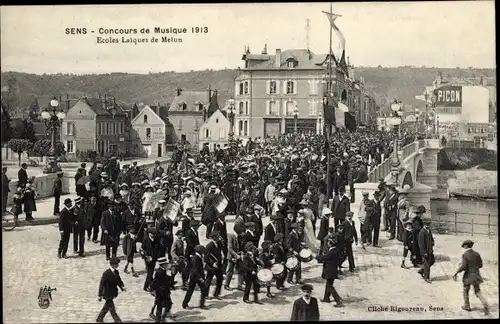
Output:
[227,97,236,142]
[41,97,66,173]
[318,110,323,135]
[293,104,299,134]
[415,108,421,133]
[390,99,403,186]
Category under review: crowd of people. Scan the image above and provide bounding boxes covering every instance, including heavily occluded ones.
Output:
[2,128,490,321]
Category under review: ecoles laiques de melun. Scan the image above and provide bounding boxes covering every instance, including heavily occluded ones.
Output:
[95,27,208,44]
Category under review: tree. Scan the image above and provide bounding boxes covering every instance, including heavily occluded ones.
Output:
[1,103,13,145]
[27,98,40,121]
[7,139,32,166]
[0,77,19,117]
[12,118,37,143]
[29,140,66,157]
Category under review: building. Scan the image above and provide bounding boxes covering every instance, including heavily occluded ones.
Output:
[60,96,129,157]
[198,109,231,151]
[426,74,495,141]
[130,105,172,157]
[167,88,210,147]
[234,46,352,138]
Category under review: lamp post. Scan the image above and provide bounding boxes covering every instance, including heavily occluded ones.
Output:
[228,97,235,142]
[293,104,299,134]
[390,99,403,186]
[415,108,421,133]
[318,111,323,135]
[41,97,66,173]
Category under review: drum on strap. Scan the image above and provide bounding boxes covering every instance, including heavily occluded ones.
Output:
[257,269,273,286]
[285,255,299,271]
[270,263,285,279]
[299,248,313,262]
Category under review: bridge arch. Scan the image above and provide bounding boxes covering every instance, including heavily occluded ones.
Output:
[400,170,414,188]
[415,158,424,183]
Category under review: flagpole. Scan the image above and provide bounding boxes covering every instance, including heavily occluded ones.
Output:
[326,1,333,202]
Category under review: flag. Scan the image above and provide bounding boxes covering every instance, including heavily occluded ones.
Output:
[163,198,181,222]
[213,194,228,214]
[336,102,349,129]
[323,96,337,126]
[323,11,346,63]
[345,112,357,132]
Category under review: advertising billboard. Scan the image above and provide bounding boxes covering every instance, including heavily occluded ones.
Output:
[434,85,462,107]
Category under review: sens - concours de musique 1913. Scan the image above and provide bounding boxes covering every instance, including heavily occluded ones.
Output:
[65,27,209,44]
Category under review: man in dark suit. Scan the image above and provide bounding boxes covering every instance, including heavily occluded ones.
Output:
[341,212,358,272]
[201,185,217,239]
[17,163,28,189]
[96,257,126,323]
[204,231,224,299]
[264,214,279,243]
[418,218,435,283]
[242,243,261,304]
[183,219,201,290]
[271,233,287,290]
[317,208,335,255]
[141,227,163,291]
[156,205,179,261]
[283,211,295,248]
[1,167,10,214]
[242,222,259,248]
[213,213,228,272]
[58,198,73,258]
[317,240,344,307]
[100,202,121,261]
[290,284,320,321]
[287,223,304,285]
[452,240,490,315]
[72,197,87,257]
[182,244,208,309]
[181,208,195,236]
[52,171,63,216]
[387,186,399,240]
[331,186,350,228]
[150,256,173,322]
[331,167,344,198]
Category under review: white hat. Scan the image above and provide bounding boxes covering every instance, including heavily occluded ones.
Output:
[158,256,168,264]
[323,207,333,215]
[159,199,167,204]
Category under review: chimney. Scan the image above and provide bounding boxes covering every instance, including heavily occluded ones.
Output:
[275,49,281,68]
[262,44,267,55]
[208,85,212,103]
[156,103,161,116]
[246,44,250,54]
[176,87,182,96]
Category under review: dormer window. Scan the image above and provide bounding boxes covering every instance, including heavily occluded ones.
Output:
[286,57,297,68]
[143,114,148,124]
[198,103,204,111]
[178,102,187,111]
[287,61,294,68]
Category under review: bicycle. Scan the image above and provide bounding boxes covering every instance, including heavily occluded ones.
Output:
[2,211,19,231]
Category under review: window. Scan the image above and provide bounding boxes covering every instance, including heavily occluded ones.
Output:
[244,82,249,94]
[287,61,294,68]
[480,128,485,134]
[268,100,278,116]
[109,144,118,153]
[204,128,210,138]
[112,123,116,135]
[146,127,151,139]
[239,102,245,115]
[309,80,318,95]
[182,102,187,111]
[66,140,74,153]
[178,119,183,130]
[143,114,148,124]
[286,101,295,115]
[119,123,123,134]
[106,122,110,135]
[269,81,277,94]
[245,101,249,115]
[219,128,225,139]
[239,83,244,95]
[216,118,219,124]
[309,100,318,116]
[239,120,244,136]
[244,121,248,136]
[198,103,204,111]
[66,122,75,135]
[286,81,295,94]
[97,123,101,136]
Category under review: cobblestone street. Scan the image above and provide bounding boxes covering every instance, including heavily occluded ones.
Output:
[3,217,499,323]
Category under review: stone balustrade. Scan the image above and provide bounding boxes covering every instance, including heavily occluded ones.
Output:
[6,158,171,206]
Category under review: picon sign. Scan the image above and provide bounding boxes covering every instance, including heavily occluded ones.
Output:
[434,85,462,107]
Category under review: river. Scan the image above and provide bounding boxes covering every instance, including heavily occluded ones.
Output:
[431,198,498,237]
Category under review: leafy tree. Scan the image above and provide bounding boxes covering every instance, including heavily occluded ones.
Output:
[1,103,13,145]
[12,118,37,143]
[7,139,32,166]
[27,98,40,121]
[29,140,65,157]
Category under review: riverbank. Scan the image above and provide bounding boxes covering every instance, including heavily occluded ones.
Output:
[438,167,497,199]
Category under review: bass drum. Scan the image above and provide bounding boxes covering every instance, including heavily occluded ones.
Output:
[256,269,273,286]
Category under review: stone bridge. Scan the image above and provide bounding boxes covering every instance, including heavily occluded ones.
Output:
[354,138,443,218]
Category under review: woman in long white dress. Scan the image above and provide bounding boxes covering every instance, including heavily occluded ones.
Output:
[299,209,321,254]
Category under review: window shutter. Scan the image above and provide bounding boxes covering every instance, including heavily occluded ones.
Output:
[283,80,287,94]
[61,122,67,136]
[266,81,270,95]
[266,100,270,115]
[275,80,280,94]
[293,81,298,94]
[282,100,287,115]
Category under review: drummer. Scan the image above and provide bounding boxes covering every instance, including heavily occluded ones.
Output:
[271,233,287,290]
[286,223,304,285]
[259,240,275,299]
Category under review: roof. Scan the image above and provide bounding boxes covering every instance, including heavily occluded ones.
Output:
[206,92,220,119]
[249,49,325,70]
[82,97,127,116]
[242,54,273,61]
[149,105,170,124]
[169,90,208,112]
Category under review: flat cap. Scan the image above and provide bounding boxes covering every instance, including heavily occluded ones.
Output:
[109,257,121,265]
[362,191,369,196]
[261,240,271,249]
[301,284,313,292]
[345,211,354,217]
[461,240,474,248]
[64,198,73,204]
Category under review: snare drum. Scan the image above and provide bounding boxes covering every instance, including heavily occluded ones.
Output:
[257,269,273,286]
[285,255,299,271]
[299,248,314,262]
[270,263,285,279]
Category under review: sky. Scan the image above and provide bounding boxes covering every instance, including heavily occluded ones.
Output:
[0,1,496,75]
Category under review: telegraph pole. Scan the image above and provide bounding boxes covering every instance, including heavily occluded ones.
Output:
[326,1,333,201]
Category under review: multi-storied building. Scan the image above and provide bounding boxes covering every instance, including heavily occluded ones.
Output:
[130,104,172,158]
[60,96,129,157]
[234,46,357,138]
